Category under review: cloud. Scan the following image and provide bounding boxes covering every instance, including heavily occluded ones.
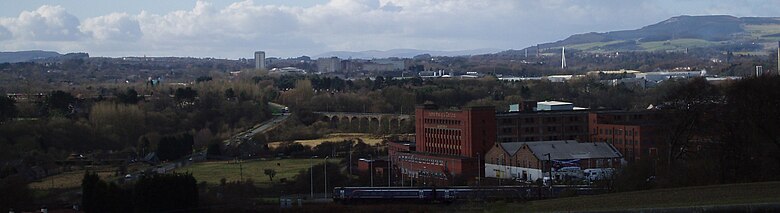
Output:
[1,0,780,58]
[0,5,83,41]
[0,26,11,40]
[80,13,142,41]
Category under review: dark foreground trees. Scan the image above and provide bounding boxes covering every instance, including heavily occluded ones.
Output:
[615,76,780,191]
[82,172,198,213]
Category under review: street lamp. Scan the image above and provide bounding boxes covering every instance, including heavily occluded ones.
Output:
[477,152,482,187]
[369,154,374,187]
[388,154,392,187]
[324,156,329,198]
[310,156,318,199]
[499,154,504,186]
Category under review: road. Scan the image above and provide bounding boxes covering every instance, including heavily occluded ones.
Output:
[224,103,291,147]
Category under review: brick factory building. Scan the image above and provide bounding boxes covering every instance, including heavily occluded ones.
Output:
[496,101,590,143]
[588,111,662,161]
[388,104,496,186]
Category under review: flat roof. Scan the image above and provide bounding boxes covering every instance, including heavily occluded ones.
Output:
[538,101,573,106]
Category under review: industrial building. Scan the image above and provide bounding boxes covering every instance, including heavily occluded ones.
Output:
[496,101,589,143]
[388,104,496,186]
[588,111,662,161]
[484,140,622,182]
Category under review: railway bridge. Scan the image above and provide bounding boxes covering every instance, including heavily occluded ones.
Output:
[315,112,413,133]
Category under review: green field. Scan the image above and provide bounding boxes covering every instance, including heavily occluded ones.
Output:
[174,158,338,187]
[639,39,719,52]
[488,181,780,212]
[28,171,114,190]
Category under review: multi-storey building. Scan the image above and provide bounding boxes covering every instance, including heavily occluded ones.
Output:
[588,111,662,161]
[496,101,589,143]
[389,104,496,186]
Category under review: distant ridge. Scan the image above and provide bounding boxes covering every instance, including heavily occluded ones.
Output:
[0,50,62,63]
[314,48,501,59]
[506,15,780,54]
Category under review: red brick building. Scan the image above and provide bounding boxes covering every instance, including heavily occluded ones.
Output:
[588,111,662,161]
[389,104,496,186]
[496,110,589,143]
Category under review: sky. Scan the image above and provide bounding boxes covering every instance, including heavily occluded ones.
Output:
[0,0,778,59]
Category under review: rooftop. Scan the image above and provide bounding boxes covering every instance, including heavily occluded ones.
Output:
[498,140,622,160]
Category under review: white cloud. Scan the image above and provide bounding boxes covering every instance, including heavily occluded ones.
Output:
[80,13,142,41]
[0,5,83,41]
[1,0,779,58]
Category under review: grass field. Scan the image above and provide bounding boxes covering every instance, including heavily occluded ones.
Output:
[639,38,718,52]
[489,181,780,212]
[28,171,114,190]
[267,133,386,149]
[568,40,626,51]
[173,158,340,187]
[744,24,780,37]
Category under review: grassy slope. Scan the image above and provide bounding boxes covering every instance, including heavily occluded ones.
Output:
[639,39,719,51]
[489,181,780,212]
[267,133,385,149]
[174,158,339,188]
[567,41,626,51]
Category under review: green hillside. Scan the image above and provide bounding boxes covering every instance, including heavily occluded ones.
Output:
[514,15,780,54]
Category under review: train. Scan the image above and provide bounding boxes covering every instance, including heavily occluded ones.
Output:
[333,185,607,204]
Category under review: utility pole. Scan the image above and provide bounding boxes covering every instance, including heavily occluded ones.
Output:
[544,153,553,186]
[388,155,392,187]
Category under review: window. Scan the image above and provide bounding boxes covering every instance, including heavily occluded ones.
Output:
[502,118,512,124]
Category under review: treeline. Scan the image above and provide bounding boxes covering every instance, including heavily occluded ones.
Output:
[273,75,670,114]
[0,76,272,180]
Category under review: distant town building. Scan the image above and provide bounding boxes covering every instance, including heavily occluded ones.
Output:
[635,70,706,83]
[254,51,266,70]
[316,57,341,73]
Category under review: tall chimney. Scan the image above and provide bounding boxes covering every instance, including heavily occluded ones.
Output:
[561,47,567,69]
[777,41,779,75]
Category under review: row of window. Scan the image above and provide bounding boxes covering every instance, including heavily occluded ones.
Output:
[423,128,461,136]
[398,155,446,166]
[500,135,577,142]
[500,126,584,134]
[601,138,639,146]
[424,118,461,125]
[595,127,637,136]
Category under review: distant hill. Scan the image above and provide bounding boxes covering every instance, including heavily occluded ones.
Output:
[510,15,780,54]
[0,50,62,63]
[314,48,501,59]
